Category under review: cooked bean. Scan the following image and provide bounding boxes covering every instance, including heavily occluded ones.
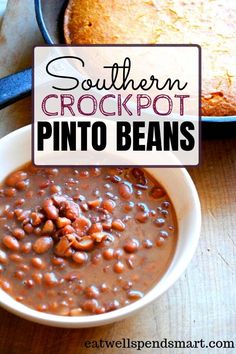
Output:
[51,256,66,267]
[61,224,75,235]
[161,201,170,209]
[100,283,109,292]
[75,237,94,251]
[40,180,50,189]
[150,186,166,199]
[126,254,136,269]
[81,299,99,313]
[87,198,102,208]
[89,222,102,235]
[127,290,144,300]
[118,182,133,200]
[54,236,72,257]
[18,264,30,272]
[122,280,133,290]
[5,171,27,188]
[72,252,88,265]
[4,187,16,198]
[159,230,169,238]
[112,219,125,231]
[156,236,165,247]
[14,270,25,280]
[123,201,134,212]
[55,217,71,229]
[45,168,58,176]
[23,223,34,234]
[2,235,19,251]
[142,239,153,248]
[62,201,81,220]
[9,254,23,263]
[43,199,58,220]
[113,261,125,273]
[91,232,108,243]
[102,248,114,260]
[70,308,83,316]
[16,179,29,191]
[44,272,58,286]
[31,257,45,269]
[41,220,54,234]
[137,203,149,212]
[0,280,11,292]
[12,228,25,240]
[36,304,48,312]
[154,218,165,227]
[150,209,157,217]
[50,184,61,194]
[24,279,34,288]
[114,249,124,260]
[72,216,91,234]
[135,211,149,223]
[21,242,32,254]
[104,300,120,312]
[31,212,44,226]
[32,272,43,284]
[79,170,89,178]
[102,199,116,213]
[161,209,169,218]
[123,239,139,253]
[85,285,100,299]
[33,237,53,254]
[102,219,112,230]
[90,167,101,177]
[0,250,8,264]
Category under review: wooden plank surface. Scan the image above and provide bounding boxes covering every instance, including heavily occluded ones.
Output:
[0,1,235,353]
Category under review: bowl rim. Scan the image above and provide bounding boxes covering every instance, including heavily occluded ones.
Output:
[0,125,201,327]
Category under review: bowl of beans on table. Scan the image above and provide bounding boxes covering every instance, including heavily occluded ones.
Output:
[0,125,201,328]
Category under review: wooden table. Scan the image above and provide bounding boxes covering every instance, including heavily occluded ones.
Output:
[0,1,235,353]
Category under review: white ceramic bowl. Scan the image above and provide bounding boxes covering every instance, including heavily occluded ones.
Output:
[0,125,201,327]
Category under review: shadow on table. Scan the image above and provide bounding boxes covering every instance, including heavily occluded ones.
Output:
[0,307,135,354]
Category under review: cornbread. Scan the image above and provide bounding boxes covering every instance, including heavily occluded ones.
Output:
[64,0,236,116]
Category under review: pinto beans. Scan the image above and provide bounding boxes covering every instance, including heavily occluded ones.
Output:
[33,237,53,254]
[44,272,58,286]
[12,228,25,240]
[0,163,177,317]
[113,261,125,273]
[118,182,133,200]
[74,237,94,251]
[43,199,58,220]
[5,171,28,188]
[55,217,71,229]
[72,216,91,234]
[41,220,54,234]
[112,219,125,231]
[0,250,8,264]
[102,199,116,212]
[2,235,19,251]
[85,285,100,299]
[127,290,144,300]
[54,236,72,257]
[72,252,88,265]
[123,239,139,253]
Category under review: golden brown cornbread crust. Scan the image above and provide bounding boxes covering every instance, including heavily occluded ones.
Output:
[64,0,236,117]
[64,0,159,44]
